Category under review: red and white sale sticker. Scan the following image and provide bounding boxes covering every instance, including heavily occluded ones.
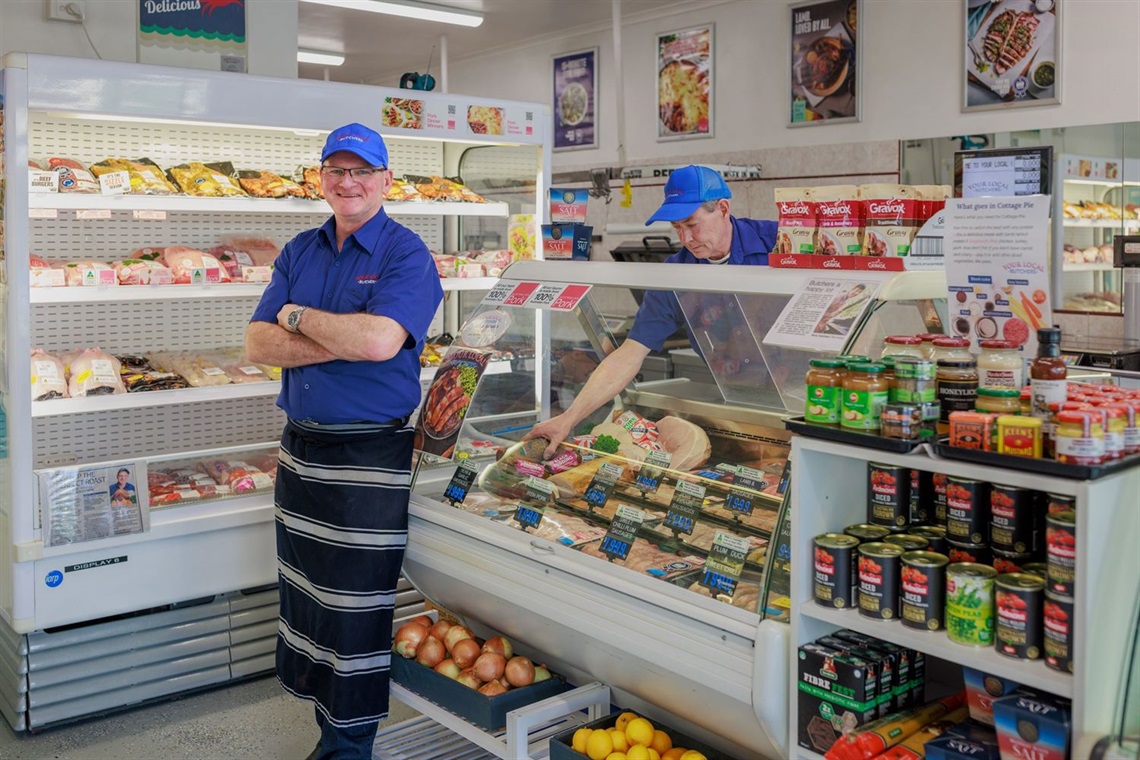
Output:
[502,281,540,306]
[550,284,592,311]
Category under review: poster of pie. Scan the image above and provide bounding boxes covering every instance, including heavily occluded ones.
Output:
[467,105,505,136]
[656,25,713,141]
[790,0,859,125]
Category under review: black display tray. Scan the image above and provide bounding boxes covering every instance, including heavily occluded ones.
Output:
[931,438,1140,481]
[785,416,928,454]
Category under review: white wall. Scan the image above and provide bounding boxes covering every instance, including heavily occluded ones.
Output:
[0,0,298,78]
[442,0,1140,171]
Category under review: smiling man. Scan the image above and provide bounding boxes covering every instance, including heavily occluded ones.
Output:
[527,165,776,457]
[245,123,442,760]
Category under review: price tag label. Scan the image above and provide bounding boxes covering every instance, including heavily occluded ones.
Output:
[726,465,764,517]
[583,462,624,510]
[525,283,565,309]
[29,208,59,219]
[601,503,644,561]
[443,460,479,504]
[29,170,59,193]
[149,267,173,286]
[635,450,671,494]
[133,209,167,221]
[699,531,749,596]
[503,281,540,306]
[514,502,545,530]
[482,280,515,305]
[550,284,592,311]
[242,266,273,283]
[523,476,556,504]
[76,208,112,220]
[98,170,130,195]
[81,268,117,287]
[665,480,705,535]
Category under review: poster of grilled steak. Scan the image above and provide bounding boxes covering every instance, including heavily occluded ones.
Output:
[414,347,492,458]
[790,0,859,125]
[964,0,1060,110]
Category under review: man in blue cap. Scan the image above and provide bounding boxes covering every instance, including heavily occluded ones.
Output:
[246,123,442,760]
[529,165,776,457]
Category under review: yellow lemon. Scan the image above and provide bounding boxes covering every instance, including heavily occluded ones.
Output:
[625,718,656,748]
[614,712,639,732]
[662,750,687,760]
[572,727,592,754]
[586,729,615,760]
[608,729,631,753]
[626,747,651,760]
[651,730,673,755]
[679,752,708,760]
[605,754,628,760]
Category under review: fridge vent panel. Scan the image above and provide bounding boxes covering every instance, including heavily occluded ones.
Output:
[33,397,284,468]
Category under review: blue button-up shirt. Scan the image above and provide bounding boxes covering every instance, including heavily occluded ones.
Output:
[627,216,777,353]
[250,208,443,424]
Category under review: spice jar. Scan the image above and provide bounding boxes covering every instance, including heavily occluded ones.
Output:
[937,359,979,424]
[882,335,924,359]
[881,403,923,440]
[841,362,889,431]
[976,387,1021,416]
[978,340,1024,389]
[917,333,944,359]
[931,337,973,364]
[891,357,936,404]
[805,359,846,425]
[1054,410,1105,465]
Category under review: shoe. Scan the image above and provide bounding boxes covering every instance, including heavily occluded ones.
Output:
[303,742,322,760]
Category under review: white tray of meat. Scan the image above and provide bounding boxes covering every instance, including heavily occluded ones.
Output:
[968,0,1055,97]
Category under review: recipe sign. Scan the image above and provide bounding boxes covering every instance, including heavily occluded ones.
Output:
[763,277,881,351]
[552,48,597,151]
[942,196,1053,357]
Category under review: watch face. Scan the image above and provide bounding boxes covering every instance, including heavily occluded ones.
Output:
[289,308,303,331]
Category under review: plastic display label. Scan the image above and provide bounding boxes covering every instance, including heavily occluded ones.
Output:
[665,480,705,535]
[583,462,624,510]
[726,465,764,517]
[699,531,749,596]
[98,170,130,195]
[523,475,556,504]
[76,209,112,220]
[443,460,479,504]
[29,170,59,193]
[133,209,167,221]
[635,450,672,493]
[514,502,545,530]
[601,504,644,561]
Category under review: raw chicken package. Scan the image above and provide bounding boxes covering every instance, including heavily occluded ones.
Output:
[31,349,69,400]
[150,351,232,387]
[162,246,232,284]
[66,348,127,397]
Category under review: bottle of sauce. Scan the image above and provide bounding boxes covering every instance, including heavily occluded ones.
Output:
[1031,327,1067,454]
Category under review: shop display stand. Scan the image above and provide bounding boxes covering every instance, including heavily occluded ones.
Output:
[788,435,1139,759]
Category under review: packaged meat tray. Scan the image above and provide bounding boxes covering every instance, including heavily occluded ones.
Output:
[234,169,308,198]
[162,246,232,284]
[117,355,191,393]
[500,506,610,547]
[31,348,68,401]
[47,157,99,193]
[90,157,178,194]
[66,348,127,396]
[113,259,173,286]
[64,260,115,287]
[150,351,232,387]
[167,162,247,197]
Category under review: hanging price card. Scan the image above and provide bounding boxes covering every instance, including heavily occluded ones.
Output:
[523,476,556,504]
[726,465,764,517]
[481,280,516,305]
[583,462,624,510]
[514,502,545,531]
[635,450,672,494]
[665,480,705,535]
[698,531,749,596]
[524,283,566,309]
[443,460,479,504]
[601,504,644,561]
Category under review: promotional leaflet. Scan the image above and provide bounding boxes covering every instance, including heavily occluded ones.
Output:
[414,347,492,458]
[764,277,882,351]
[40,462,151,547]
[942,196,1052,356]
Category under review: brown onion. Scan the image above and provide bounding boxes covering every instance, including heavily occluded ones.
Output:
[478,680,508,697]
[434,658,461,679]
[456,668,483,689]
[444,626,473,653]
[415,636,446,668]
[473,652,505,683]
[407,614,434,629]
[481,635,514,661]
[532,664,552,683]
[429,619,453,641]
[504,656,535,687]
[393,622,429,658]
[451,638,481,669]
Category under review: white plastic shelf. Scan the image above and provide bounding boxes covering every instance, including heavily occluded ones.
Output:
[800,602,1073,699]
[1062,262,1118,272]
[440,277,499,291]
[1062,219,1139,229]
[32,382,281,418]
[28,194,509,217]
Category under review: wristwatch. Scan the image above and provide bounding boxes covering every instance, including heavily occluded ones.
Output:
[286,306,309,334]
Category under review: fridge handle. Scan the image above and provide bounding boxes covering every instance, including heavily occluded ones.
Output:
[753,618,790,758]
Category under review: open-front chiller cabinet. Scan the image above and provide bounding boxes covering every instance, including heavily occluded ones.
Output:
[0,53,550,730]
[404,261,948,758]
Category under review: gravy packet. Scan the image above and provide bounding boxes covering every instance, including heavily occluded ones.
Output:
[813,185,861,256]
[860,183,920,257]
[774,187,816,255]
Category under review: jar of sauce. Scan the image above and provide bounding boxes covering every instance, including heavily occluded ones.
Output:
[842,362,889,431]
[1031,327,1067,421]
[917,333,944,359]
[891,357,936,404]
[1019,387,1032,415]
[882,336,924,359]
[976,387,1021,416]
[805,359,846,425]
[937,359,979,424]
[1102,401,1139,455]
[835,355,872,368]
[1054,410,1104,465]
[1098,405,1126,460]
[978,340,1023,389]
[931,337,973,364]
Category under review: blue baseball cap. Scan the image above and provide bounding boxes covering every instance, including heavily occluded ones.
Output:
[645,165,732,225]
[321,123,389,169]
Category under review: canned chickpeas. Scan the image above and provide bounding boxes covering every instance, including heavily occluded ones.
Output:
[858,542,904,620]
[814,533,859,609]
[995,572,1045,660]
[900,551,948,631]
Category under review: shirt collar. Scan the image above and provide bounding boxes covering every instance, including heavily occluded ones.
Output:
[317,207,391,256]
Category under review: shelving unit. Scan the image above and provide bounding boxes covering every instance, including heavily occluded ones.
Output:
[28,193,510,217]
[788,434,1140,759]
[31,382,281,417]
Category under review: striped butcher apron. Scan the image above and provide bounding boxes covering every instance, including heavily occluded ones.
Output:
[274,417,414,728]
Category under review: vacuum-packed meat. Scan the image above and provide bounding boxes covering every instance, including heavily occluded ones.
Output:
[31,348,69,400]
[67,348,127,396]
[161,246,231,284]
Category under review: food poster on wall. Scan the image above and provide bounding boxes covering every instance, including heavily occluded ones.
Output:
[656,25,713,140]
[964,0,1059,110]
[790,0,859,125]
[39,462,151,547]
[942,196,1052,357]
[414,347,492,459]
[553,49,598,151]
[763,277,881,351]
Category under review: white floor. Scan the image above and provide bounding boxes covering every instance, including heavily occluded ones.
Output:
[0,675,422,760]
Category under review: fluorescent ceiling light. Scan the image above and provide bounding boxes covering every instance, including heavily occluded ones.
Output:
[297,50,346,66]
[300,0,484,28]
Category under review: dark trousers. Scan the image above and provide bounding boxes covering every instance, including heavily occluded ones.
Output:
[312,706,379,760]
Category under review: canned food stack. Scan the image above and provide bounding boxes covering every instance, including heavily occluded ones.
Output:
[811,462,1076,670]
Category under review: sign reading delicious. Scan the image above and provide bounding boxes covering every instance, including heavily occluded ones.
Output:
[139,0,246,55]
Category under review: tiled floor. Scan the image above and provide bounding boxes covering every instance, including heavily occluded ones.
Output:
[0,675,420,760]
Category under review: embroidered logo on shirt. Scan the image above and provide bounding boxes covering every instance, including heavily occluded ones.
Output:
[355,274,380,284]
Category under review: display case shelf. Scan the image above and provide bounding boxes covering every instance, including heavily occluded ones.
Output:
[28,194,510,218]
[31,382,281,418]
[799,601,1073,698]
[1063,262,1119,272]
[1063,219,1139,229]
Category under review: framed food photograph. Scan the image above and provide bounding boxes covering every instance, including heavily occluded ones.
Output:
[553,48,598,151]
[963,0,1061,111]
[789,0,860,125]
[656,25,713,141]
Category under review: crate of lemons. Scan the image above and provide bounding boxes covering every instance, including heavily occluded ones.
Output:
[569,711,710,760]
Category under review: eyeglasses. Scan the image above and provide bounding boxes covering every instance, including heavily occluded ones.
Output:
[320,165,387,180]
